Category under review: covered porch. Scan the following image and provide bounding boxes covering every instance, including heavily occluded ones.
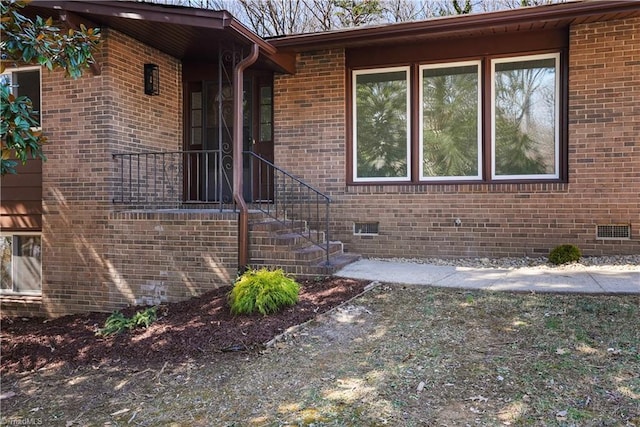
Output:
[28,1,344,276]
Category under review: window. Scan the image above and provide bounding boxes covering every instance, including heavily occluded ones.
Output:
[259,85,273,142]
[420,61,482,180]
[0,67,42,125]
[492,54,559,179]
[1,234,42,295]
[353,67,410,182]
[351,52,563,184]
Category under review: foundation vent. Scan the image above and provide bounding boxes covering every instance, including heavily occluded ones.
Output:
[354,222,379,236]
[596,224,631,240]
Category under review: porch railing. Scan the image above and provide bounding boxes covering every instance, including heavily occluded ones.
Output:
[245,151,332,266]
[112,150,232,209]
[112,149,332,265]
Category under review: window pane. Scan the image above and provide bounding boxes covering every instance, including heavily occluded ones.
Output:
[0,73,12,91]
[191,127,202,146]
[355,69,409,180]
[1,236,12,291]
[13,236,42,293]
[260,86,272,104]
[260,122,272,142]
[494,56,557,177]
[15,70,41,124]
[191,109,202,127]
[422,64,480,178]
[0,235,42,293]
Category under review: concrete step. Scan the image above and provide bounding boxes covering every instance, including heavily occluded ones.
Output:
[250,218,307,234]
[250,241,343,264]
[251,230,326,248]
[247,215,360,278]
[250,252,362,278]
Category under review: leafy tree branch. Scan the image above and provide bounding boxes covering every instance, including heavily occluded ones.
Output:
[1,0,101,175]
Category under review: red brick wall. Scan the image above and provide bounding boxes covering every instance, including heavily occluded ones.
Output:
[0,29,239,318]
[107,211,237,309]
[273,17,640,259]
[36,29,186,317]
[275,50,347,194]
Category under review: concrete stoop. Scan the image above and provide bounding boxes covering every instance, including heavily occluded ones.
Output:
[248,215,361,278]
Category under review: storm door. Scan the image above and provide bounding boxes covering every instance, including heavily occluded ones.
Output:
[184,74,273,203]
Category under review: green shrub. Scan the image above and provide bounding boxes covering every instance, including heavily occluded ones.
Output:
[549,244,582,265]
[97,307,157,336]
[229,268,300,315]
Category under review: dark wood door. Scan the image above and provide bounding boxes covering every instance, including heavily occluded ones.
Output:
[249,74,274,201]
[184,79,235,202]
[185,81,203,202]
[184,70,273,203]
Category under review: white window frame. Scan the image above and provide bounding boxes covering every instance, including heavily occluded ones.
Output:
[0,232,43,296]
[419,60,482,181]
[491,53,560,180]
[353,66,411,183]
[0,65,43,131]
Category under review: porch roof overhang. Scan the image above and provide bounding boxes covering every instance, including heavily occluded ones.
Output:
[27,1,295,74]
[269,0,640,52]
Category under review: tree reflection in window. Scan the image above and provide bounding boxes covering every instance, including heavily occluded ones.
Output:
[421,63,480,179]
[354,68,409,180]
[493,56,558,177]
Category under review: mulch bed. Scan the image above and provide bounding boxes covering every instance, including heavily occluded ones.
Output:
[0,277,368,375]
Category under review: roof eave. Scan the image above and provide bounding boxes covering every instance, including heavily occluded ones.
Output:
[270,0,640,51]
[28,0,295,73]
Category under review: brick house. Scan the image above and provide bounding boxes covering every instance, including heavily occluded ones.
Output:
[1,0,638,317]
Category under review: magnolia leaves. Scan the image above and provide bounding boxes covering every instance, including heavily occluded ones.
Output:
[0,0,100,175]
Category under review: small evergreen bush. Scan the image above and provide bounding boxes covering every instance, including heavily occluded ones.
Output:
[229,268,300,315]
[549,244,582,265]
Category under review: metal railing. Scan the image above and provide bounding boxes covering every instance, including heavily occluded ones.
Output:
[112,150,232,209]
[245,151,332,266]
[112,149,333,264]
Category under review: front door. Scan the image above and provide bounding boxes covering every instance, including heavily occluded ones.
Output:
[184,71,274,203]
[248,73,274,201]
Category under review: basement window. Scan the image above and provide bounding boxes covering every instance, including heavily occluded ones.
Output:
[596,224,631,240]
[354,222,379,236]
[1,234,42,295]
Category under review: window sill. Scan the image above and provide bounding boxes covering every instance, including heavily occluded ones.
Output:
[1,293,42,303]
[345,181,569,195]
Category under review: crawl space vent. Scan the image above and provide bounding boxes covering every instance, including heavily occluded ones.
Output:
[354,222,379,236]
[596,224,631,240]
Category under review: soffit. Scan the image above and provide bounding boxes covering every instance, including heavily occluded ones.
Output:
[26,1,294,73]
[270,0,640,52]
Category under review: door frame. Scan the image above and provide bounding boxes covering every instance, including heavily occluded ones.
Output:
[182,64,274,203]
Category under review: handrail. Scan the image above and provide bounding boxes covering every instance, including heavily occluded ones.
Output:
[112,149,232,210]
[244,151,332,266]
[111,149,333,265]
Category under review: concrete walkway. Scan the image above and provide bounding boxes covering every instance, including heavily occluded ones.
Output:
[335,259,640,294]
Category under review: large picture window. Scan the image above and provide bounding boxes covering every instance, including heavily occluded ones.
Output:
[420,61,481,180]
[353,67,410,182]
[492,53,559,179]
[1,234,42,295]
[351,52,563,184]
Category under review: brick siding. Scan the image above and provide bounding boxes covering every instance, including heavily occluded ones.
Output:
[274,18,640,259]
[3,17,638,318]
[0,29,238,318]
[106,211,237,309]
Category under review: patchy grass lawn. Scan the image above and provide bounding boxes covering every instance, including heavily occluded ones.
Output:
[2,284,639,426]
